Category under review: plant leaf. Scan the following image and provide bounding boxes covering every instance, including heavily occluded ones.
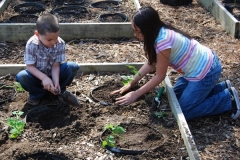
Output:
[104,124,114,131]
[10,132,19,139]
[102,140,108,148]
[114,126,126,134]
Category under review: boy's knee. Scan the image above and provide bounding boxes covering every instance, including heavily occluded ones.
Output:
[16,70,28,82]
[67,61,79,73]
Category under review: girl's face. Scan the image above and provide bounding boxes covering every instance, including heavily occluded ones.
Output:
[35,30,59,48]
[131,21,144,41]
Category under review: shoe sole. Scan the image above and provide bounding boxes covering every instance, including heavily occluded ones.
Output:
[230,87,240,120]
[27,98,40,106]
[225,80,232,88]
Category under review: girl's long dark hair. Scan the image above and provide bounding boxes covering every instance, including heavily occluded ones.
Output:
[133,6,191,65]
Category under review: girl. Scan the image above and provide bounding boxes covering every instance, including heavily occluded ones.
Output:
[112,6,240,121]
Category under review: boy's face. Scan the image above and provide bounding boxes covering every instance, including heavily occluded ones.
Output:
[35,30,59,48]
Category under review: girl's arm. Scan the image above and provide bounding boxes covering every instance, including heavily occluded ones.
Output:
[134,49,170,97]
[115,48,171,105]
[111,62,153,94]
[130,62,154,86]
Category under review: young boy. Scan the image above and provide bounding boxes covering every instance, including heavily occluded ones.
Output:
[16,14,81,107]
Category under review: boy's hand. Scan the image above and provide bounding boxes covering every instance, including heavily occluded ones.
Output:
[42,77,54,91]
[51,84,61,95]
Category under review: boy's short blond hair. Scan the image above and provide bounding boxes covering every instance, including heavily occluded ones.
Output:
[36,14,59,35]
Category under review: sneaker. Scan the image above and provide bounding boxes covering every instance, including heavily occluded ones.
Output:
[228,87,240,120]
[61,90,81,107]
[225,80,232,88]
[27,98,41,106]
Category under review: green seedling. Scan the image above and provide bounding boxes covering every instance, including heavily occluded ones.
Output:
[7,110,25,139]
[126,65,141,76]
[102,124,126,148]
[14,82,25,92]
[154,111,167,119]
[120,65,141,93]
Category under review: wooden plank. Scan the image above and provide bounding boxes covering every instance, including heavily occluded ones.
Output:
[133,0,141,10]
[163,76,202,160]
[0,23,134,41]
[0,0,11,13]
[198,0,240,38]
[0,63,144,76]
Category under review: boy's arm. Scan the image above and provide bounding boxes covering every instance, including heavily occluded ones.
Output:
[26,64,54,91]
[26,64,48,81]
[51,62,60,87]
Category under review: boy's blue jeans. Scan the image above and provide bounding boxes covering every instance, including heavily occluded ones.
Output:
[173,52,232,121]
[16,61,79,101]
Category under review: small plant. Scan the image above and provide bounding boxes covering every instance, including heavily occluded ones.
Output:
[102,124,126,148]
[14,82,25,92]
[7,110,25,139]
[154,111,167,119]
[120,65,141,93]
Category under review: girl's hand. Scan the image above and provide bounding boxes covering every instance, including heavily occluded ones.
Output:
[111,83,132,95]
[115,91,139,105]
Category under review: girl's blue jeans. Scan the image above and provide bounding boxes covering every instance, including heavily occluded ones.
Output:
[16,61,79,100]
[173,52,232,121]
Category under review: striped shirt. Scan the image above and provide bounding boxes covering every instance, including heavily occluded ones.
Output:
[24,35,65,76]
[155,27,213,81]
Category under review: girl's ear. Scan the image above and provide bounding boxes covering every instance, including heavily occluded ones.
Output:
[34,30,40,37]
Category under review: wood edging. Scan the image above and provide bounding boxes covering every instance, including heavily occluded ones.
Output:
[0,63,200,159]
[198,0,240,38]
[164,75,202,160]
[0,23,134,41]
[0,0,11,13]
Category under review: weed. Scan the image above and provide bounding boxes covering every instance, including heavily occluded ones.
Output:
[154,111,167,119]
[7,110,25,139]
[102,124,126,148]
[14,82,25,92]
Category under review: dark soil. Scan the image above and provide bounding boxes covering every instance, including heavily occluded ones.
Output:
[0,87,16,103]
[0,75,17,104]
[8,14,38,23]
[99,13,128,22]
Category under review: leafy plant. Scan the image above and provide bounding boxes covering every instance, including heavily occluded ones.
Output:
[120,65,141,87]
[14,82,25,92]
[7,110,25,139]
[154,111,167,119]
[102,124,126,148]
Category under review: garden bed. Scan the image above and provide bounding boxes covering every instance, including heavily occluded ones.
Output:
[0,0,137,23]
[0,72,191,159]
